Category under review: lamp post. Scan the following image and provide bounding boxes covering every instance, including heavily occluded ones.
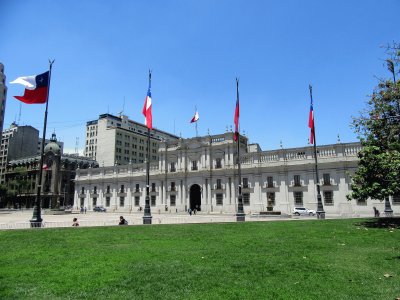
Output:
[235,78,245,222]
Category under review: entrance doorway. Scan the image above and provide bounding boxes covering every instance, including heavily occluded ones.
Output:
[190,184,201,211]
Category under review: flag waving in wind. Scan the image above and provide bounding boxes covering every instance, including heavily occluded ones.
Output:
[308,89,315,144]
[190,110,199,123]
[142,72,152,129]
[10,71,49,104]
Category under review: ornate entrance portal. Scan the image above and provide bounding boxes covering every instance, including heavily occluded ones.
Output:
[190,184,201,211]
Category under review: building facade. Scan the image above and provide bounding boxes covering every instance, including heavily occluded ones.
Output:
[4,134,98,209]
[74,132,399,216]
[0,123,39,184]
[85,114,179,166]
[0,63,6,136]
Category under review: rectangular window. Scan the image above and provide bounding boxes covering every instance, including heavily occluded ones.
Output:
[243,193,250,206]
[106,197,110,207]
[170,195,176,206]
[324,191,333,205]
[243,178,249,188]
[192,160,198,171]
[151,195,156,206]
[93,186,97,194]
[267,176,274,188]
[323,173,331,185]
[81,187,85,194]
[106,185,110,193]
[170,162,176,172]
[92,198,97,206]
[357,199,367,206]
[393,194,400,205]
[216,193,223,205]
[267,192,275,206]
[135,184,140,192]
[294,175,301,187]
[216,179,222,190]
[171,181,176,191]
[120,196,125,207]
[151,183,156,192]
[120,185,124,193]
[134,196,140,206]
[294,191,303,206]
[216,158,222,169]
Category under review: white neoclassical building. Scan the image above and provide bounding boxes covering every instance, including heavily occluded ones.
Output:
[73,132,399,216]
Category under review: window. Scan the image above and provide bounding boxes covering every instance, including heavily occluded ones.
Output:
[135,184,140,192]
[357,198,367,206]
[170,162,176,172]
[243,193,250,205]
[106,185,110,193]
[93,186,97,194]
[192,160,198,171]
[216,179,222,189]
[134,196,140,206]
[81,187,85,194]
[216,158,222,169]
[171,182,176,191]
[393,194,400,205]
[267,192,275,206]
[106,197,110,207]
[120,196,125,207]
[120,185,125,193]
[151,183,156,192]
[294,191,303,206]
[243,178,249,188]
[324,191,333,205]
[323,173,331,185]
[294,175,301,187]
[170,195,176,206]
[267,176,274,188]
[92,198,97,206]
[151,195,156,206]
[216,194,223,205]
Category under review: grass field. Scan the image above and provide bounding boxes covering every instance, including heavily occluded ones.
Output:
[0,218,399,299]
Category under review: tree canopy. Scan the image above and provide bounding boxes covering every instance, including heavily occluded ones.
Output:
[348,43,400,201]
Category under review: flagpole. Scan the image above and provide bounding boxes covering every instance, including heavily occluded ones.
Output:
[30,59,55,227]
[236,78,245,222]
[195,105,198,137]
[309,84,325,219]
[143,70,152,224]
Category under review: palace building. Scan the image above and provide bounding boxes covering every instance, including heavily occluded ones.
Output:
[73,132,399,216]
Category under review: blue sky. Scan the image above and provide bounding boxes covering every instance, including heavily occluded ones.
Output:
[1,0,399,153]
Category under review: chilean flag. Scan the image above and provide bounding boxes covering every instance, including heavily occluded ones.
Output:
[190,110,199,123]
[142,85,152,129]
[308,97,315,144]
[234,97,240,141]
[10,71,49,104]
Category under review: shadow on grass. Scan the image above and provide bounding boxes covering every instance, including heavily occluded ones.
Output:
[356,217,400,229]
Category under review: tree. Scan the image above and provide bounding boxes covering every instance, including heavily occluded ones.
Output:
[348,43,400,202]
[6,166,30,207]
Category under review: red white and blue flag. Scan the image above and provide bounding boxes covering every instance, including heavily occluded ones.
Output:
[190,110,199,123]
[10,71,49,104]
[142,81,152,129]
[234,97,240,141]
[308,97,315,144]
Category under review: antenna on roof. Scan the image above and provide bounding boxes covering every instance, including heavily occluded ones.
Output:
[75,137,79,155]
[118,96,126,117]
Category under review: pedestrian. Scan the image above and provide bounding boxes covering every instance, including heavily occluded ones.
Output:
[373,206,380,217]
[188,208,192,216]
[84,207,87,214]
[80,207,84,214]
[119,216,128,225]
[72,217,79,227]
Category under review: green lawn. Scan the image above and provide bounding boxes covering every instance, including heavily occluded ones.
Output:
[0,218,399,299]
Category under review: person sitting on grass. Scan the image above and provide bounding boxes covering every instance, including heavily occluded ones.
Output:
[119,216,128,225]
[72,217,79,227]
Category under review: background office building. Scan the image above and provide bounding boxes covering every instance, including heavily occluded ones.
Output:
[85,114,179,166]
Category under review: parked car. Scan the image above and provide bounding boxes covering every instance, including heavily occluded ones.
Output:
[293,207,316,216]
[93,206,106,212]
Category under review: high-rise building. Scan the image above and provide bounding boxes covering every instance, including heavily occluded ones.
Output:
[85,114,179,166]
[0,63,7,135]
[0,123,39,184]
